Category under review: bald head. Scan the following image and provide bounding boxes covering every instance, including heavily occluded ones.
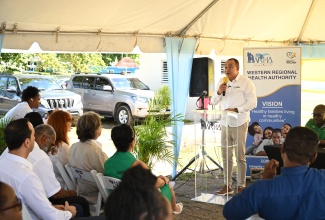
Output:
[314,104,325,112]
[34,124,56,151]
[313,104,325,127]
[35,124,55,138]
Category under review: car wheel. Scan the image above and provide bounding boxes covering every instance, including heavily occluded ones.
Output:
[115,105,134,125]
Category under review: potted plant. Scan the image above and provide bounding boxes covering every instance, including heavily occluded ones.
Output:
[134,86,183,169]
[0,117,11,155]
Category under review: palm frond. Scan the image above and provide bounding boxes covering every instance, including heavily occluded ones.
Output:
[0,116,13,155]
[134,86,184,170]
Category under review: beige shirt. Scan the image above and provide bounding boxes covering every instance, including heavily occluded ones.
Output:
[69,140,108,204]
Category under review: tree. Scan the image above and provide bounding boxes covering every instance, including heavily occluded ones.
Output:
[1,53,140,74]
[37,54,63,73]
[57,53,105,73]
[0,53,31,73]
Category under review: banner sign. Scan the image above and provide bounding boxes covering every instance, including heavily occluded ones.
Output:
[246,156,269,178]
[243,47,301,148]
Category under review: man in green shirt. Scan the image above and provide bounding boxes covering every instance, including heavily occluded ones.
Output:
[305,104,325,145]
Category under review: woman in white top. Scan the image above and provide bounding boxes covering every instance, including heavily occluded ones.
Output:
[4,86,40,120]
[47,110,72,187]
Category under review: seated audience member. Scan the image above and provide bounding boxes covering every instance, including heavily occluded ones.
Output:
[34,124,90,216]
[281,123,291,140]
[24,112,44,127]
[47,110,74,187]
[254,128,283,156]
[4,86,41,120]
[305,104,325,145]
[105,165,173,220]
[0,181,22,220]
[223,126,325,220]
[0,123,90,216]
[245,122,263,155]
[262,126,273,140]
[70,111,108,205]
[104,124,183,214]
[47,110,72,169]
[0,119,76,220]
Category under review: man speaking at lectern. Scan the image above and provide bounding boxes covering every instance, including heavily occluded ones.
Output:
[211,58,257,195]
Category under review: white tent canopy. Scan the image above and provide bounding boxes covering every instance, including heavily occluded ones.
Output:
[1,0,325,55]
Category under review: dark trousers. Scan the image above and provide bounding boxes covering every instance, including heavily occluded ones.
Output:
[49,195,90,217]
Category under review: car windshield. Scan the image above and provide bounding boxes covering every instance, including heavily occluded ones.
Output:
[20,78,62,91]
[111,77,149,90]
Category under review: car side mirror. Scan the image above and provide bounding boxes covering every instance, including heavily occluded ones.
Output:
[103,85,113,91]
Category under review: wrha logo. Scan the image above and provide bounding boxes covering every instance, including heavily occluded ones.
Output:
[286,52,297,64]
[286,52,296,59]
[247,52,273,64]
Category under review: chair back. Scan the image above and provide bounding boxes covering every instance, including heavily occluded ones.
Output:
[64,164,77,185]
[55,162,76,190]
[65,164,103,216]
[68,165,95,182]
[96,173,121,202]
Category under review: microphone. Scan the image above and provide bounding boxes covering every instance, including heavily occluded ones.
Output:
[197,90,207,101]
[222,77,229,96]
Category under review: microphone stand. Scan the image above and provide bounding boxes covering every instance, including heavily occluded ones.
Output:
[171,94,224,180]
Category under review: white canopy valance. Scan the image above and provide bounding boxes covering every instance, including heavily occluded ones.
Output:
[1,0,324,55]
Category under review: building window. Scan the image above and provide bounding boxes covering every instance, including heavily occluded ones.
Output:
[221,60,226,75]
[161,61,168,83]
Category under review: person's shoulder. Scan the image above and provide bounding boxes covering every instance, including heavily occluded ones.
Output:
[238,74,255,87]
[133,160,149,169]
[238,74,250,81]
[10,161,38,182]
[28,145,49,161]
[305,118,314,127]
[18,102,31,111]
[71,140,85,147]
[253,133,262,140]
[60,141,70,147]
[261,139,272,144]
[312,167,325,175]
[70,142,77,148]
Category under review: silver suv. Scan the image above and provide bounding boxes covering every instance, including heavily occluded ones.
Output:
[67,73,160,124]
[0,74,83,117]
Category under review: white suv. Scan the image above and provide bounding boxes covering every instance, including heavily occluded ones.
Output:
[67,73,162,124]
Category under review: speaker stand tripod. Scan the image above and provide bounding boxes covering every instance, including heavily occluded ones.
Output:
[171,96,224,181]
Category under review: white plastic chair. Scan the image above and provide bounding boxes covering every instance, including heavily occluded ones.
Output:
[65,164,103,216]
[55,162,76,190]
[64,164,77,185]
[246,214,265,220]
[96,173,121,202]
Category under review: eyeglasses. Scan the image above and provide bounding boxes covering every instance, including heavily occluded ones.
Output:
[312,113,325,117]
[0,197,22,212]
[223,65,238,70]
